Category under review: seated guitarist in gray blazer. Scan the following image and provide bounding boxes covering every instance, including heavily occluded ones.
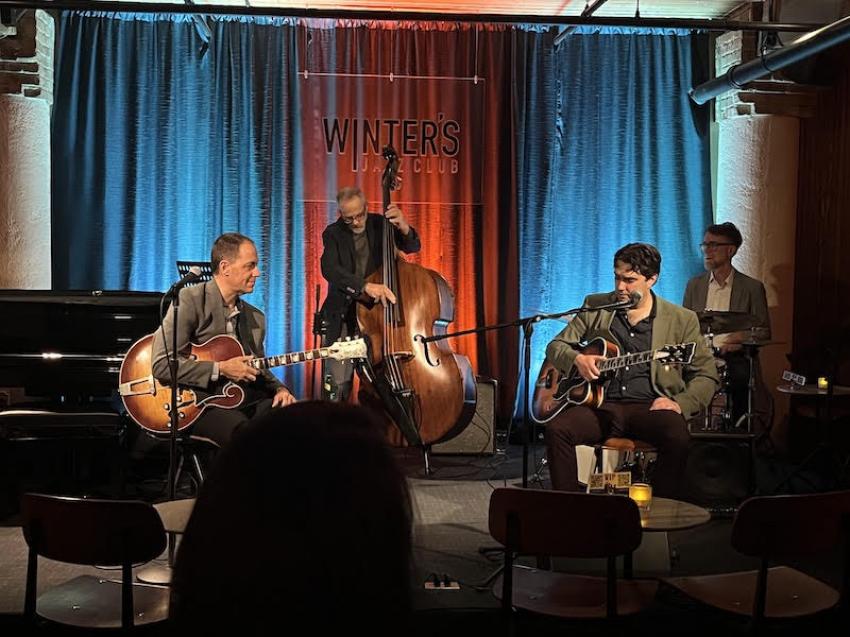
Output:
[151,233,296,447]
[545,243,718,498]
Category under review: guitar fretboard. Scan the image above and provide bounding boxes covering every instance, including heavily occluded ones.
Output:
[598,350,660,372]
[252,348,330,370]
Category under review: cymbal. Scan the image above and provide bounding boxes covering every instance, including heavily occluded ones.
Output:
[738,339,786,348]
[696,310,759,334]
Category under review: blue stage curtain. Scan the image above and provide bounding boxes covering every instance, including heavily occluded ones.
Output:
[52,12,306,392]
[516,27,713,415]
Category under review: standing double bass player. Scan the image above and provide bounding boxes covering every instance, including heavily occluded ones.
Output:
[354,147,477,455]
[319,186,421,403]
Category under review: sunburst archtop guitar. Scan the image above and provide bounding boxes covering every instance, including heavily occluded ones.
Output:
[119,333,367,433]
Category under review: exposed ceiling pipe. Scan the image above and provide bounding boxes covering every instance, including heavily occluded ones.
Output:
[0,0,824,32]
[581,0,611,18]
[690,14,850,105]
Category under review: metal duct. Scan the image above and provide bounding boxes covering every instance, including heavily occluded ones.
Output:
[690,14,850,105]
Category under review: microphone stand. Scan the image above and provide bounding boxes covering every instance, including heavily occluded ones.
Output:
[168,290,181,503]
[137,289,183,586]
[416,302,629,487]
[312,284,324,399]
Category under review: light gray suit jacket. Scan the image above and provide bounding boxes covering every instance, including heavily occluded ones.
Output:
[151,279,284,394]
[683,268,771,339]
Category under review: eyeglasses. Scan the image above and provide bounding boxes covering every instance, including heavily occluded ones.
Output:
[700,241,735,251]
[340,208,368,225]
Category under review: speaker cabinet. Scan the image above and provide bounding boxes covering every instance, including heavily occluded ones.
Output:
[432,377,497,455]
[683,433,753,510]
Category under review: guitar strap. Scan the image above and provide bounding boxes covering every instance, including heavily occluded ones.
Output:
[235,313,254,356]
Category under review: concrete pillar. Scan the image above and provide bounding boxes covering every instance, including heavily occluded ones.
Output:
[716,114,799,441]
[0,9,53,289]
[0,94,51,288]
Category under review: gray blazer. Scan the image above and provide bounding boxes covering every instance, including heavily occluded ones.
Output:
[683,268,771,339]
[151,279,284,394]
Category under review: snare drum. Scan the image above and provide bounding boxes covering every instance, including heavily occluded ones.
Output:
[690,358,732,431]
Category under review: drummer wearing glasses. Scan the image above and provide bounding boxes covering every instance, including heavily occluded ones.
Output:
[683,222,771,349]
[683,222,771,430]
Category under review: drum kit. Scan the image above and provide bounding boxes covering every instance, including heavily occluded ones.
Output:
[696,310,781,433]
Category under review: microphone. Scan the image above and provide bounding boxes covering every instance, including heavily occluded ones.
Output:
[605,289,642,311]
[627,290,643,307]
[166,266,203,296]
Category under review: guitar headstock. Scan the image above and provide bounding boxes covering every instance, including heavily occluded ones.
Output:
[656,342,696,365]
[328,337,368,361]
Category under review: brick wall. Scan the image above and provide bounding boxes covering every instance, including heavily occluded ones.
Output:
[0,10,54,105]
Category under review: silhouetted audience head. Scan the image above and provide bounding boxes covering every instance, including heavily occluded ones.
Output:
[170,401,412,636]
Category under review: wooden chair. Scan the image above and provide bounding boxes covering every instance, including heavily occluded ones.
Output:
[488,487,658,630]
[664,490,850,634]
[21,493,170,630]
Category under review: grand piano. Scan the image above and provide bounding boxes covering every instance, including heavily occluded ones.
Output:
[0,290,162,509]
[0,290,162,406]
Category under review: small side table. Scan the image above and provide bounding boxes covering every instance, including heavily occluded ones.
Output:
[136,498,196,585]
[628,497,711,575]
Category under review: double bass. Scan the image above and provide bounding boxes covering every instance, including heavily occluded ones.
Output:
[357,146,476,447]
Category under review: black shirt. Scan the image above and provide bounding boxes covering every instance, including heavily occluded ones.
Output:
[604,293,657,402]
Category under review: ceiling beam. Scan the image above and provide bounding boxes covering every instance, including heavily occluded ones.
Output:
[0,0,823,33]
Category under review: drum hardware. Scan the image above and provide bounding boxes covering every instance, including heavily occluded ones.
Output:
[698,317,782,434]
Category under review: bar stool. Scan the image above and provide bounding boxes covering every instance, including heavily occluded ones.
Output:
[592,437,656,483]
[174,434,219,493]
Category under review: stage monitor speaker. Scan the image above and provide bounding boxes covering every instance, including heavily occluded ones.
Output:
[682,433,753,511]
[431,376,497,456]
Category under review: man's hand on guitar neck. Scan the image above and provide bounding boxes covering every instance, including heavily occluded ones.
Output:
[219,355,258,383]
[574,353,605,381]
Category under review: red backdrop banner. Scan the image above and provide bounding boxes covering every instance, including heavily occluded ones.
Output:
[299,23,518,419]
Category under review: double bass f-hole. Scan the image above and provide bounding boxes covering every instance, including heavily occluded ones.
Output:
[413,333,440,368]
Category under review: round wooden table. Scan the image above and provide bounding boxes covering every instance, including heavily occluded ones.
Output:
[626,497,711,576]
[777,384,850,397]
[640,496,711,532]
[154,498,196,534]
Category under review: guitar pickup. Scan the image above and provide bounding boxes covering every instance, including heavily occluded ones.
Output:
[386,351,415,361]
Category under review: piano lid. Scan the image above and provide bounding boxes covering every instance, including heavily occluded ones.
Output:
[0,290,163,399]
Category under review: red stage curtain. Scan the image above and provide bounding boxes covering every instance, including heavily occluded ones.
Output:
[299,21,519,419]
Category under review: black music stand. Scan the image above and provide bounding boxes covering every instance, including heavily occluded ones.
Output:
[176,261,214,285]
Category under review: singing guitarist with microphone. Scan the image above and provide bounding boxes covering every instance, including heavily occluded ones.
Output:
[544,243,718,498]
[150,232,296,448]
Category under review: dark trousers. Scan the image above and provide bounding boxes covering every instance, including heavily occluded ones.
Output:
[193,396,274,448]
[544,401,690,498]
[321,310,357,402]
